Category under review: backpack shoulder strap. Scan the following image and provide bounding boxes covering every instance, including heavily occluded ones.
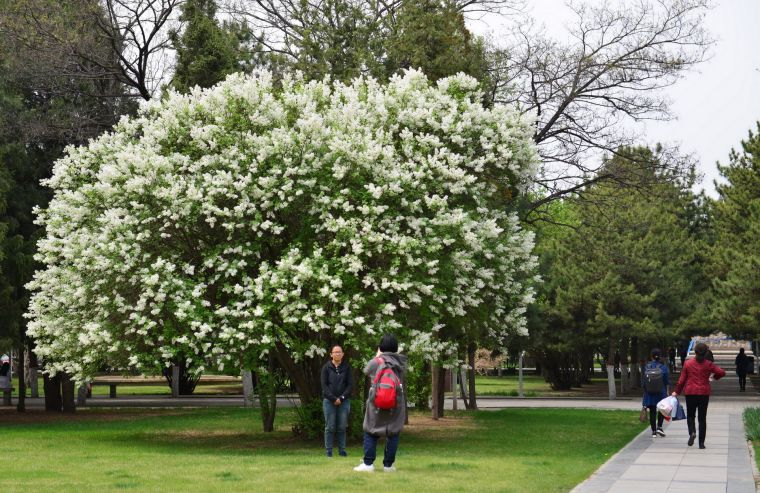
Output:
[372,356,385,384]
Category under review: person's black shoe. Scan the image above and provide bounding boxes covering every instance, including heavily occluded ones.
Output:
[688,432,696,446]
[699,444,706,449]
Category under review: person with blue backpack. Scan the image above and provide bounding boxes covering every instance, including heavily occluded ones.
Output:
[642,348,670,438]
[354,333,407,473]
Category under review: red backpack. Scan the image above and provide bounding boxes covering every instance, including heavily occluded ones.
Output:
[372,356,401,410]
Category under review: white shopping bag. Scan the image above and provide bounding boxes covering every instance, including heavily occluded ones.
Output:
[656,395,677,421]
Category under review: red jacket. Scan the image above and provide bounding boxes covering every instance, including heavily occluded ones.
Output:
[674,358,726,396]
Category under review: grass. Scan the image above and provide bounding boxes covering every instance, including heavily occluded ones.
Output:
[475,375,550,396]
[0,407,645,492]
[743,407,760,470]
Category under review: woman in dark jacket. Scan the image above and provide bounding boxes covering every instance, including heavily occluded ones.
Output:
[642,349,669,437]
[735,348,749,392]
[321,344,353,457]
[672,342,726,449]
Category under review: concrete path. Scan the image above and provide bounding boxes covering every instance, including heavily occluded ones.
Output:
[571,369,759,493]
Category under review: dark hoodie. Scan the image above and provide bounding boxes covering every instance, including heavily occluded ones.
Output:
[363,352,408,436]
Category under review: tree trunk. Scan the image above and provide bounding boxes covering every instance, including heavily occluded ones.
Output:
[431,365,440,420]
[16,346,25,412]
[163,359,200,395]
[631,337,641,389]
[607,335,617,400]
[467,342,478,410]
[620,338,630,395]
[43,373,62,412]
[28,350,39,398]
[61,373,76,413]
[256,353,278,432]
[274,342,321,403]
[436,367,446,417]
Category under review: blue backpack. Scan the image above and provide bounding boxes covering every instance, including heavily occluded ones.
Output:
[643,363,664,393]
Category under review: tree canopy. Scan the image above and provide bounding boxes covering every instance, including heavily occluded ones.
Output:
[27,71,538,405]
[711,123,760,338]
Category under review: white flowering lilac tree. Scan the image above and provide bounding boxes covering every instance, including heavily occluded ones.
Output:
[27,69,538,409]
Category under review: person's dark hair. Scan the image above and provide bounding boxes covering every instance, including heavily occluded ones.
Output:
[706,349,714,362]
[330,344,343,354]
[651,348,661,360]
[694,342,708,362]
[378,333,398,353]
[740,347,745,354]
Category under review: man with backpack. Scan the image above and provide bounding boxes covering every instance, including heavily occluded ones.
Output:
[642,348,670,437]
[354,334,407,473]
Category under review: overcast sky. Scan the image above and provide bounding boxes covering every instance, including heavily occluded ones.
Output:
[469,0,760,197]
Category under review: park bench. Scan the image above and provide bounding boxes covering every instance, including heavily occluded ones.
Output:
[91,375,242,397]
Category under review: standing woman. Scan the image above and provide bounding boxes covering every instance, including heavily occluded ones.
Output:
[321,344,353,457]
[735,348,749,392]
[672,342,726,449]
[642,349,669,437]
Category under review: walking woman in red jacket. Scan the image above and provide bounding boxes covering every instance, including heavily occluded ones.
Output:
[671,343,726,449]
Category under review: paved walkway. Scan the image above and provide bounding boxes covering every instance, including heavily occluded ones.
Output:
[571,372,759,493]
[571,401,756,493]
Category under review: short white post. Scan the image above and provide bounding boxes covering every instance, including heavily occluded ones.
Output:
[242,370,254,407]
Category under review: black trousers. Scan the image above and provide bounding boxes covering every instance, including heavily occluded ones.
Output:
[738,373,747,390]
[647,405,665,432]
[685,394,709,445]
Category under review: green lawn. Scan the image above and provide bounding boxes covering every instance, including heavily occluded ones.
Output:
[0,407,644,492]
[474,375,552,396]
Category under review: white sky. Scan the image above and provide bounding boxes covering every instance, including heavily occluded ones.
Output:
[469,0,760,197]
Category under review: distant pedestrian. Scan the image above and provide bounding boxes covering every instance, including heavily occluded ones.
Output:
[354,334,407,473]
[321,344,352,457]
[679,346,687,368]
[642,349,669,438]
[0,354,10,390]
[672,343,726,449]
[735,348,749,392]
[668,347,677,372]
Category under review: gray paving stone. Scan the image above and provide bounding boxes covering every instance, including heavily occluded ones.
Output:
[571,403,756,493]
[666,481,727,493]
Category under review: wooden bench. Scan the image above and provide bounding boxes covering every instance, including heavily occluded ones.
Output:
[91,375,242,397]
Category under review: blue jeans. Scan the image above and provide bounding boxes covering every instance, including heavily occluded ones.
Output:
[363,432,400,467]
[323,398,350,451]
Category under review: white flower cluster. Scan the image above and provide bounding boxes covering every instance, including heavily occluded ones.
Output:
[26,70,538,381]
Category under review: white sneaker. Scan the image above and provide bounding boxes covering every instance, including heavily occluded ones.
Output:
[353,463,374,472]
[383,466,397,472]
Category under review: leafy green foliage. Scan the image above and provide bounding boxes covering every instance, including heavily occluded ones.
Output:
[383,0,490,85]
[528,147,710,389]
[170,0,250,93]
[711,123,760,338]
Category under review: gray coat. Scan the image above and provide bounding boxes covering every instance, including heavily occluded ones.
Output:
[363,352,408,436]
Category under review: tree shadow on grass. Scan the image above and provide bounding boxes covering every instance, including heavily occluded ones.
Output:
[101,412,477,458]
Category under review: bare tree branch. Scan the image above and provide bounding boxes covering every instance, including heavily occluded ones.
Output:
[488,0,713,218]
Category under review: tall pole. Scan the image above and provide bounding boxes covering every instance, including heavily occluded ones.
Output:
[518,351,525,398]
